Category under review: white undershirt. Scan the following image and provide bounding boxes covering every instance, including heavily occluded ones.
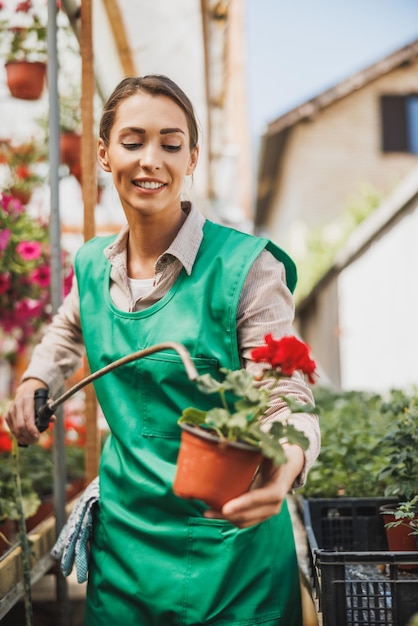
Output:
[127,276,154,302]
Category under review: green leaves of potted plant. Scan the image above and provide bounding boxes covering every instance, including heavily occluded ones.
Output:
[173,334,317,509]
[378,391,418,559]
[0,0,48,100]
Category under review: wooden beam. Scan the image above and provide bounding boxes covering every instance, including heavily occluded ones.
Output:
[80,0,101,482]
[101,0,137,76]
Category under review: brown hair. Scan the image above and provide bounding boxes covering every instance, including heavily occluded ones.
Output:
[99,75,199,150]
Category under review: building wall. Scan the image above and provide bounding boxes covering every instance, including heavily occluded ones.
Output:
[338,204,418,392]
[266,58,418,252]
[295,195,418,392]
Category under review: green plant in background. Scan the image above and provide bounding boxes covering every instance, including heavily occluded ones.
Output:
[0,0,47,64]
[0,137,47,201]
[0,455,41,520]
[294,184,381,303]
[378,390,418,501]
[384,495,418,536]
[300,387,395,498]
[59,88,82,135]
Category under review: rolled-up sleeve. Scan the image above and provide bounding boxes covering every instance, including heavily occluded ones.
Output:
[22,277,85,396]
[237,249,320,487]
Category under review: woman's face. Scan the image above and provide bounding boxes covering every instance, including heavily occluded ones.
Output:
[98,92,198,221]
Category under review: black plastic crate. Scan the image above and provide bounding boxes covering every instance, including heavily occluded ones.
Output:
[303,498,418,626]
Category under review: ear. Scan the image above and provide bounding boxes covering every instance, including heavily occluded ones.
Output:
[97,138,111,172]
[186,146,199,176]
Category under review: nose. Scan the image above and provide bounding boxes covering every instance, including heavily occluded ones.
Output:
[139,141,161,170]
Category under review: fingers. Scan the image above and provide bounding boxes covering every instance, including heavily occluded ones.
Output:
[204,476,287,528]
[7,393,40,445]
[203,452,304,529]
[6,379,49,446]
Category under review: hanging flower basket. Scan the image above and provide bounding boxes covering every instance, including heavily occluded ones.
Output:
[5,60,46,100]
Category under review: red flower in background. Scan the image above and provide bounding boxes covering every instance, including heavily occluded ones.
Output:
[0,418,12,452]
[251,334,317,384]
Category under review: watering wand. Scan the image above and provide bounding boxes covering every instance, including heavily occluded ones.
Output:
[31,342,198,434]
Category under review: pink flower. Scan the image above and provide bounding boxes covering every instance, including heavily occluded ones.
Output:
[0,228,11,252]
[0,272,11,295]
[16,240,42,260]
[64,266,74,296]
[1,194,24,215]
[30,265,51,287]
[15,298,44,323]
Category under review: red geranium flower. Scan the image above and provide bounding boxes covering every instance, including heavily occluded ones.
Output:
[251,334,317,384]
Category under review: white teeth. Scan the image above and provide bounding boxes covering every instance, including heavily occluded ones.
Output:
[135,181,164,189]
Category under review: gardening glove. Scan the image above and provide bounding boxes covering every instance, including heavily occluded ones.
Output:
[51,476,100,583]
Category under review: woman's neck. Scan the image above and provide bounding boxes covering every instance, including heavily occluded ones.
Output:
[126,207,186,279]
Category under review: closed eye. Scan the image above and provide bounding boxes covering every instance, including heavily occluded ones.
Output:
[163,145,182,152]
[121,142,143,150]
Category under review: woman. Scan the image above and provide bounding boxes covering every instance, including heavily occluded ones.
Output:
[7,75,320,625]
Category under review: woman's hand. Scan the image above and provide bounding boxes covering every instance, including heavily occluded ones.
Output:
[6,378,50,446]
[203,444,305,528]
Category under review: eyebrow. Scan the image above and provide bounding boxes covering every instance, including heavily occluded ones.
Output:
[123,127,185,136]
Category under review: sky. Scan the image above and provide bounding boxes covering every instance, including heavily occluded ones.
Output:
[244,0,418,137]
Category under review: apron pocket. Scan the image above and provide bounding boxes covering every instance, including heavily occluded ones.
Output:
[139,353,219,438]
[181,516,282,625]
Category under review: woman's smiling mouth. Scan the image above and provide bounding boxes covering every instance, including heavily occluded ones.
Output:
[133,180,166,190]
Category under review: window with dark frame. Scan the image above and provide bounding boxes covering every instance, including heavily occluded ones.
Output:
[380,94,418,154]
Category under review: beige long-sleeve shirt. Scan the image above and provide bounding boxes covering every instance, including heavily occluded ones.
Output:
[24,203,320,486]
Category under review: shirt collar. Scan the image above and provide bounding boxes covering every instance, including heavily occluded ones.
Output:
[103,202,205,276]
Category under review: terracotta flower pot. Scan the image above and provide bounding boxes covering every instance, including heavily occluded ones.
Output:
[173,423,263,510]
[60,132,81,181]
[5,60,46,100]
[9,186,32,205]
[380,504,418,571]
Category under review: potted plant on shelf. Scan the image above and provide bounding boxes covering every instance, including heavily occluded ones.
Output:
[59,89,82,182]
[378,390,418,559]
[173,334,317,509]
[0,0,48,100]
[0,137,47,204]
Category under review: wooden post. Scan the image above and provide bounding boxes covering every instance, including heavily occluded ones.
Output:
[80,0,100,482]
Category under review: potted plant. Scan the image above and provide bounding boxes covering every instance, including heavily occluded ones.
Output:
[58,89,83,181]
[0,0,48,100]
[173,334,317,509]
[0,137,47,204]
[378,390,418,559]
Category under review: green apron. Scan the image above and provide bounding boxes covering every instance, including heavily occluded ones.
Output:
[75,220,302,625]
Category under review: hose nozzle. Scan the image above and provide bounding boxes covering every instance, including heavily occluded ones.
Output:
[34,388,54,432]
